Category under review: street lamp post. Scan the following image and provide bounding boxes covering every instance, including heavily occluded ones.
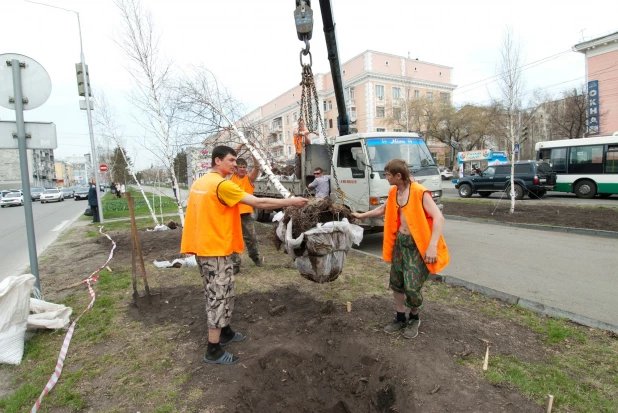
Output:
[25,0,104,222]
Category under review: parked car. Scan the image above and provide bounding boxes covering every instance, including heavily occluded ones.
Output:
[40,188,64,203]
[74,186,90,200]
[455,161,557,200]
[0,192,24,207]
[30,187,45,201]
[439,167,453,181]
[61,188,74,199]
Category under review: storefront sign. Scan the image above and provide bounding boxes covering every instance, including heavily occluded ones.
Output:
[457,149,491,162]
[588,80,600,135]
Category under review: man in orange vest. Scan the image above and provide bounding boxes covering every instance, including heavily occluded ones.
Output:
[230,144,261,274]
[293,118,311,179]
[351,158,449,339]
[181,146,308,365]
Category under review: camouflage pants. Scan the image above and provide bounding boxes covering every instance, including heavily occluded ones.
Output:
[196,256,235,329]
[231,213,260,268]
[389,233,430,311]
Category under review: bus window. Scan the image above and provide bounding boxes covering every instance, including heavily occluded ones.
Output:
[568,145,603,174]
[544,148,566,173]
[606,148,618,174]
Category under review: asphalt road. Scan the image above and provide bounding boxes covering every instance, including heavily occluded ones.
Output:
[0,197,86,283]
[354,219,618,329]
[441,180,618,207]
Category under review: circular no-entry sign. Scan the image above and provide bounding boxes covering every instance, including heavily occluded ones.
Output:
[99,164,108,172]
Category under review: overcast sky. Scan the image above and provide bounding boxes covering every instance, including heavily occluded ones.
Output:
[1,0,616,169]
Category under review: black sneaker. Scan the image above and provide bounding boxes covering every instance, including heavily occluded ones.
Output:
[233,266,240,275]
[383,318,406,334]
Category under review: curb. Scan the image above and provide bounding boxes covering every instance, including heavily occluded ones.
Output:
[443,214,618,239]
[428,273,618,334]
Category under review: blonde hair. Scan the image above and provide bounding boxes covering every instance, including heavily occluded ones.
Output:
[384,158,411,183]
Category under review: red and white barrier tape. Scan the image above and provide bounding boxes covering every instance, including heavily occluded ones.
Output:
[31,226,116,413]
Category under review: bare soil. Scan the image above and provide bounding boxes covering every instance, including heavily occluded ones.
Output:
[21,225,554,412]
[442,200,618,232]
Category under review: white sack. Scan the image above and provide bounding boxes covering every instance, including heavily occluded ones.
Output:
[0,274,36,365]
[28,298,72,330]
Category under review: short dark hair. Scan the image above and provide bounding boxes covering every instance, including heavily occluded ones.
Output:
[384,159,411,183]
[211,146,237,165]
[236,158,248,167]
[314,167,323,173]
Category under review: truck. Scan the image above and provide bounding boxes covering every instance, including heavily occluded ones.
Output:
[250,0,443,233]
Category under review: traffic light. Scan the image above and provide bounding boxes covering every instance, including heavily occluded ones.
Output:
[75,63,91,97]
[522,126,528,139]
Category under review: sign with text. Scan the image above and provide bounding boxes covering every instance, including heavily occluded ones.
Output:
[587,80,600,135]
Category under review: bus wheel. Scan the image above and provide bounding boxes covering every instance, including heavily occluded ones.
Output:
[574,180,597,199]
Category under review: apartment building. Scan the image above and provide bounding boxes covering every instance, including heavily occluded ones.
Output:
[574,30,618,135]
[246,50,457,164]
[0,149,57,189]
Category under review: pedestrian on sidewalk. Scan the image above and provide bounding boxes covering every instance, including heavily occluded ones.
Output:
[88,181,100,223]
[230,144,262,274]
[351,158,449,339]
[120,183,126,198]
[181,145,308,365]
[171,181,177,199]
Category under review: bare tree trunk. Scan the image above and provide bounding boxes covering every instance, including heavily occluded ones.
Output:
[115,0,185,226]
[497,27,525,213]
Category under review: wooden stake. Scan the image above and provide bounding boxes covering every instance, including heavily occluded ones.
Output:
[482,345,489,371]
[546,395,554,413]
[346,302,352,312]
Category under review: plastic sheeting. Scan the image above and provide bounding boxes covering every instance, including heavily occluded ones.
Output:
[28,299,72,330]
[0,274,35,365]
[153,255,198,268]
[278,218,364,283]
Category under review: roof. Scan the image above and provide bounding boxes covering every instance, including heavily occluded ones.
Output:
[573,31,618,53]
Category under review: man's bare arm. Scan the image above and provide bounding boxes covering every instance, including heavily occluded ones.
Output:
[422,192,445,264]
[350,203,386,219]
[248,156,260,183]
[240,194,308,209]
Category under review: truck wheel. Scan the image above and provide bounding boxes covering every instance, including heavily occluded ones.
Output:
[574,180,597,199]
[505,184,524,200]
[458,184,472,198]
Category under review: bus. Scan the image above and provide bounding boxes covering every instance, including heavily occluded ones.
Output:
[535,135,618,198]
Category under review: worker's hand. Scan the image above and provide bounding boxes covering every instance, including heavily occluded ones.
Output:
[424,244,438,264]
[350,212,364,219]
[287,197,309,208]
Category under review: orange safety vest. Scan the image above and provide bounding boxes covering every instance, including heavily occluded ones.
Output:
[383,182,449,274]
[230,173,254,215]
[180,172,244,257]
[294,130,310,154]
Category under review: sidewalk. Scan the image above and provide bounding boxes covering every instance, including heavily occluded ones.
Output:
[354,219,618,332]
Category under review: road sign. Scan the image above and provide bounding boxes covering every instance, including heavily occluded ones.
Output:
[0,120,57,149]
[514,143,520,155]
[99,164,108,172]
[0,53,52,111]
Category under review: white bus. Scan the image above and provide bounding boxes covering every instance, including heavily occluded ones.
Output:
[535,135,618,198]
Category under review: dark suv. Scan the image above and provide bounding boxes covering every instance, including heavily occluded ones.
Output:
[456,161,556,200]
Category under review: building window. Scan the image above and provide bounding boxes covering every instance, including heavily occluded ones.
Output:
[414,90,420,99]
[349,107,357,121]
[288,146,292,155]
[376,106,385,118]
[293,112,298,122]
[376,128,386,132]
[393,107,402,119]
[286,130,290,141]
[375,85,385,100]
[286,115,290,124]
[392,87,401,99]
[324,119,328,130]
[349,87,355,100]
[329,119,333,129]
[440,92,450,102]
[279,133,283,141]
[328,100,333,110]
[323,100,327,111]
[426,92,434,101]
[394,128,402,132]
